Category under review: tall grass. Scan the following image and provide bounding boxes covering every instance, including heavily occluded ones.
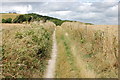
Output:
[2,22,55,78]
[0,23,2,78]
[56,22,118,78]
[55,27,80,78]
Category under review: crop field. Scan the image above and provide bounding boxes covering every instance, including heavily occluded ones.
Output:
[2,22,55,78]
[1,13,21,20]
[55,22,118,78]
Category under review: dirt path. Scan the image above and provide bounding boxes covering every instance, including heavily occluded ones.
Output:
[44,29,57,78]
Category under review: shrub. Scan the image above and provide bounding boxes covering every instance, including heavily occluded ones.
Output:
[2,18,12,23]
[6,18,12,23]
[2,19,6,23]
[13,15,26,23]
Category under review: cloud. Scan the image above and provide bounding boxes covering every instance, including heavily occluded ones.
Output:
[2,3,32,14]
[105,4,118,17]
[1,1,118,25]
[1,0,119,2]
[103,0,118,2]
[51,11,71,16]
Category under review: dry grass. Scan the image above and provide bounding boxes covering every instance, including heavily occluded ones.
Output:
[1,21,118,78]
[0,23,2,78]
[2,22,55,78]
[1,13,21,20]
[55,22,118,78]
[55,27,79,78]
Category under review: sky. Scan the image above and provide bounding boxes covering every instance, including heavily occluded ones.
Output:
[1,0,119,25]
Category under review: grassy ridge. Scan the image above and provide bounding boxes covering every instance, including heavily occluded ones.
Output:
[1,13,93,26]
[1,13,72,26]
[13,13,73,26]
[2,22,55,78]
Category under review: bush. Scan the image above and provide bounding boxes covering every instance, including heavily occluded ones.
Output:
[13,15,26,23]
[6,18,12,23]
[2,18,12,23]
[2,19,6,23]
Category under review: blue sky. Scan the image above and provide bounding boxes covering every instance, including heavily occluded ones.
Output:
[1,0,119,25]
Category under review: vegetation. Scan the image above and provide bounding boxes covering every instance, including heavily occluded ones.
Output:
[2,13,92,26]
[2,18,12,23]
[2,13,117,78]
[55,22,118,78]
[2,19,6,23]
[2,22,55,78]
[55,28,80,78]
[1,13,20,20]
[85,23,93,25]
[12,13,71,26]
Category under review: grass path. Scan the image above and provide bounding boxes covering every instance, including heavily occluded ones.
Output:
[55,27,97,78]
[44,28,57,78]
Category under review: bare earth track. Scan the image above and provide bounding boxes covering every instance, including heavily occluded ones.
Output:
[44,29,57,78]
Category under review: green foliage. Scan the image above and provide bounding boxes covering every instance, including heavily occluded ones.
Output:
[6,18,12,23]
[2,13,91,25]
[11,13,73,25]
[2,19,6,23]
[2,18,12,23]
[13,15,26,23]
[85,23,93,25]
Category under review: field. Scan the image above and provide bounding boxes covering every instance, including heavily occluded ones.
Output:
[1,21,118,78]
[55,22,118,78]
[1,13,21,19]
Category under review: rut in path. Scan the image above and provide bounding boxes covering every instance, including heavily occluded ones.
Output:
[44,29,57,78]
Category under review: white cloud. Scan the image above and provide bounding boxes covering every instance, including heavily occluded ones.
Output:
[76,3,95,12]
[2,4,32,14]
[103,0,118,2]
[33,12,48,16]
[51,11,71,16]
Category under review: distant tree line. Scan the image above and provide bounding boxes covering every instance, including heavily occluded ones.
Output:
[2,13,93,26]
[2,13,68,26]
